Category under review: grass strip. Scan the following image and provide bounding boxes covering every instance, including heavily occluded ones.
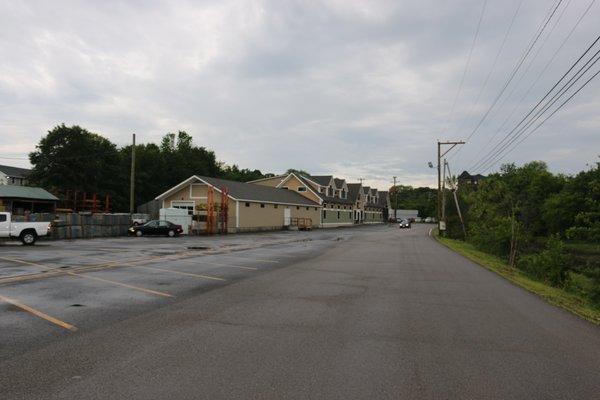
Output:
[434,232,600,325]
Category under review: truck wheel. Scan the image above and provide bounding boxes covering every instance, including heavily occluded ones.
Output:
[21,231,37,245]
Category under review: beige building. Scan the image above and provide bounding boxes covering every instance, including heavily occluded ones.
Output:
[251,172,387,226]
[155,175,321,233]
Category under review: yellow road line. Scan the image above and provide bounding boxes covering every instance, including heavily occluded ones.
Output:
[0,294,77,332]
[0,256,48,269]
[67,272,174,298]
[133,266,225,281]
[219,255,279,264]
[190,260,258,270]
[0,255,172,297]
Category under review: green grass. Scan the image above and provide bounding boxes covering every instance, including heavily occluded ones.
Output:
[434,232,600,325]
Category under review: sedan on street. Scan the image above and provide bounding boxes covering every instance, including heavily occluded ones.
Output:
[399,219,411,229]
[129,220,183,237]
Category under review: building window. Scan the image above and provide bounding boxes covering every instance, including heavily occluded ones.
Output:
[274,204,278,209]
[298,186,307,192]
[306,206,309,210]
[337,211,340,219]
[296,206,300,210]
[314,207,317,210]
[245,202,250,207]
[323,210,326,218]
[260,203,265,208]
[281,186,289,190]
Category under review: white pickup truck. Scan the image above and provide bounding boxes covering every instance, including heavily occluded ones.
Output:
[0,212,51,245]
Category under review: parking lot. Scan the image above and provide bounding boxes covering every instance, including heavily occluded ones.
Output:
[0,227,375,360]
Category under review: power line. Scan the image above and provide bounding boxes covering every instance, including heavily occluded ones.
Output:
[481,67,600,173]
[472,35,600,170]
[440,0,488,137]
[466,0,596,169]
[451,0,524,145]
[452,0,564,159]
[473,36,600,171]
[476,48,600,172]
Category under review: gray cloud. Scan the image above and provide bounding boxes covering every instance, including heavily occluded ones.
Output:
[1,0,599,189]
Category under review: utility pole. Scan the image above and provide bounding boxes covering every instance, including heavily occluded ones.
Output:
[441,160,447,222]
[437,140,464,233]
[129,133,136,214]
[392,176,397,221]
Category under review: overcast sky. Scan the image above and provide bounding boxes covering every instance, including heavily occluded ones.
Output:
[1,0,599,190]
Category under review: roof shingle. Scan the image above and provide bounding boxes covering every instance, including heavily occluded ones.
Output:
[0,164,31,179]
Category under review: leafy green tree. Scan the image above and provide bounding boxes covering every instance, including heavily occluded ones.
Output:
[390,185,437,218]
[220,164,265,182]
[286,168,311,177]
[29,124,124,206]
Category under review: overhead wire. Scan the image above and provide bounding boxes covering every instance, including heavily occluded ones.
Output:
[451,0,524,147]
[472,35,600,172]
[447,0,564,161]
[465,0,594,168]
[439,0,488,139]
[481,67,600,172]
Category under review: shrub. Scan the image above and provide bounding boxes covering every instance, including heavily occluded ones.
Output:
[517,235,570,287]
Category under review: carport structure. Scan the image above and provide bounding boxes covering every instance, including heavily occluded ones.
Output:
[155,175,322,233]
[0,186,58,214]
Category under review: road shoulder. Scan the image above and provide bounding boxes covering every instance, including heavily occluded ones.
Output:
[432,231,600,325]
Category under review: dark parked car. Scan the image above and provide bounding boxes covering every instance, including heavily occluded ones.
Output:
[128,220,183,237]
[399,219,411,229]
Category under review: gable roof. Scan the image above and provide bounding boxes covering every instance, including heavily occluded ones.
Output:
[377,191,389,207]
[308,175,333,186]
[347,183,362,201]
[0,164,31,179]
[156,175,320,206]
[295,175,353,205]
[333,178,346,188]
[0,186,58,201]
[362,186,371,194]
[246,174,286,184]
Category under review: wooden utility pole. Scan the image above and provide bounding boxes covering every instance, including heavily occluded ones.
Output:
[129,133,136,214]
[437,140,464,232]
[392,176,397,219]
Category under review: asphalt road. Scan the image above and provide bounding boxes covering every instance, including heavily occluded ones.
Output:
[1,225,599,399]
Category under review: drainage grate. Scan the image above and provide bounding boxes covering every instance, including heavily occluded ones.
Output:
[70,304,84,307]
[187,246,211,250]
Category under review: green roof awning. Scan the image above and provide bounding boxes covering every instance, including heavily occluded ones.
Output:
[0,186,58,201]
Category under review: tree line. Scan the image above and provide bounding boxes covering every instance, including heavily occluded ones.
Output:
[389,185,437,218]
[443,160,600,305]
[28,124,267,211]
